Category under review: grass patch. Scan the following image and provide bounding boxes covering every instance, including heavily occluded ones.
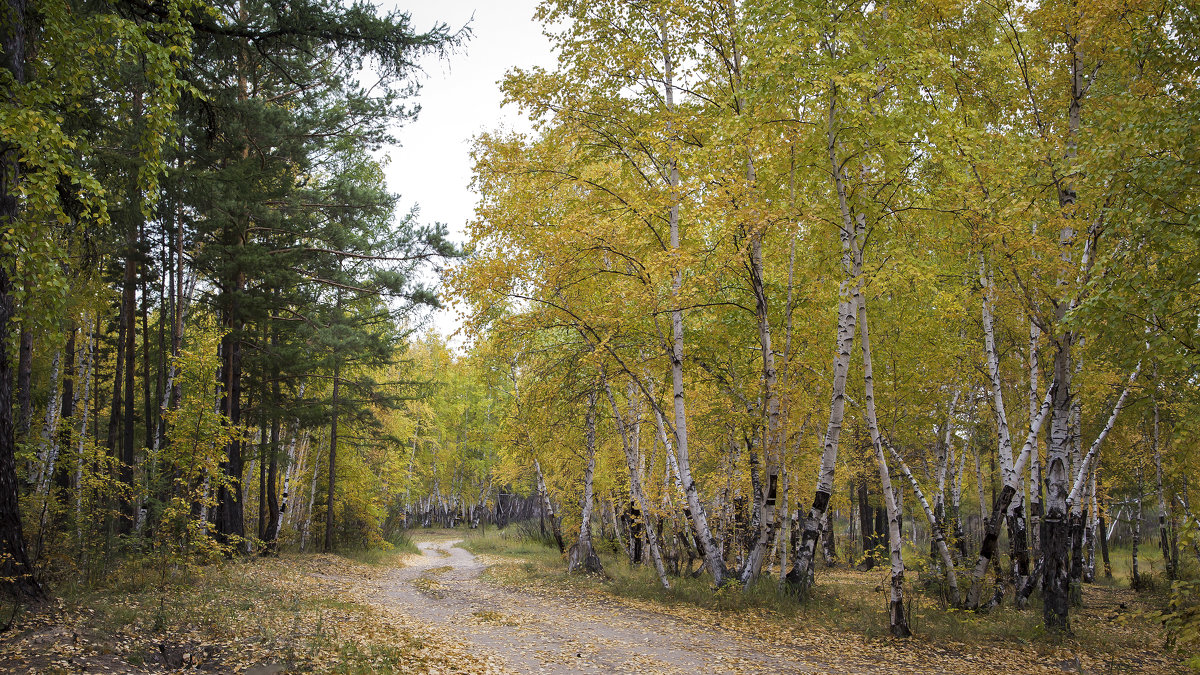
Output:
[385,529,421,555]
[460,526,564,558]
[339,547,413,567]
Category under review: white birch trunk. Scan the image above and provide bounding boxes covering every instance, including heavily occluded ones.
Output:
[966,385,1055,608]
[979,261,1014,479]
[791,81,862,588]
[1066,365,1139,515]
[889,445,961,606]
[606,376,671,589]
[568,388,602,574]
[657,13,725,587]
[933,390,960,523]
[857,289,911,637]
[34,351,62,494]
[740,199,783,587]
[534,459,564,552]
[1028,319,1044,558]
[300,435,322,551]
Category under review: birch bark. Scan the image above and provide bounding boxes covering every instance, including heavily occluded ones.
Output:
[1029,320,1044,557]
[856,289,910,637]
[1152,389,1175,579]
[789,81,861,588]
[889,445,961,606]
[534,459,565,553]
[34,350,61,495]
[605,376,670,589]
[966,384,1055,609]
[656,13,726,587]
[568,388,603,574]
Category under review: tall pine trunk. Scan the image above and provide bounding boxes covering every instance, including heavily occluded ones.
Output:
[263,348,282,553]
[16,328,32,438]
[323,359,340,552]
[0,0,45,598]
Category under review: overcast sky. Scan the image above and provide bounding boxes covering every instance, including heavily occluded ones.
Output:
[378,1,556,345]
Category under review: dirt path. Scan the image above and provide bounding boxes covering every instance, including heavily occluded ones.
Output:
[351,539,865,674]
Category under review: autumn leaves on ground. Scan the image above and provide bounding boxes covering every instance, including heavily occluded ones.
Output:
[0,527,1183,674]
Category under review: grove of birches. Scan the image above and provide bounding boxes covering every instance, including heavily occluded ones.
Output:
[2,0,1199,660]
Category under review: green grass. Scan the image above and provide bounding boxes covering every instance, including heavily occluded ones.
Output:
[385,529,421,555]
[460,527,565,557]
[340,547,413,566]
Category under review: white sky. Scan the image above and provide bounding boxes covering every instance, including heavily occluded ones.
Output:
[378,1,556,346]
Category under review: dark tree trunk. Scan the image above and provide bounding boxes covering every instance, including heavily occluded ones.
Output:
[858,480,874,569]
[874,505,887,556]
[140,247,153,454]
[52,327,76,493]
[154,233,167,453]
[119,238,137,533]
[1007,502,1030,581]
[16,328,31,437]
[629,499,644,564]
[263,340,281,553]
[1098,510,1112,578]
[257,422,267,540]
[1042,514,1071,631]
[215,310,244,545]
[967,483,1017,608]
[953,505,967,559]
[0,264,39,599]
[324,358,340,552]
[1068,511,1085,605]
[106,300,126,455]
[821,508,837,563]
[746,434,762,556]
[0,0,45,599]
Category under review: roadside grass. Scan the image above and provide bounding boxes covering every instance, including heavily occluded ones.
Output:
[341,547,416,567]
[459,525,1182,671]
[0,552,492,674]
[385,529,421,555]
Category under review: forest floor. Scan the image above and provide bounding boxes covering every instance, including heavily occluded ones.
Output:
[333,529,1184,674]
[0,529,1185,674]
[0,548,505,674]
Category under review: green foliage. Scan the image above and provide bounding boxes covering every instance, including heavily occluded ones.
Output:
[151,318,241,561]
[1150,523,1200,669]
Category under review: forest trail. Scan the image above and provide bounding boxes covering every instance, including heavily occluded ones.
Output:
[321,537,982,675]
[357,539,840,674]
